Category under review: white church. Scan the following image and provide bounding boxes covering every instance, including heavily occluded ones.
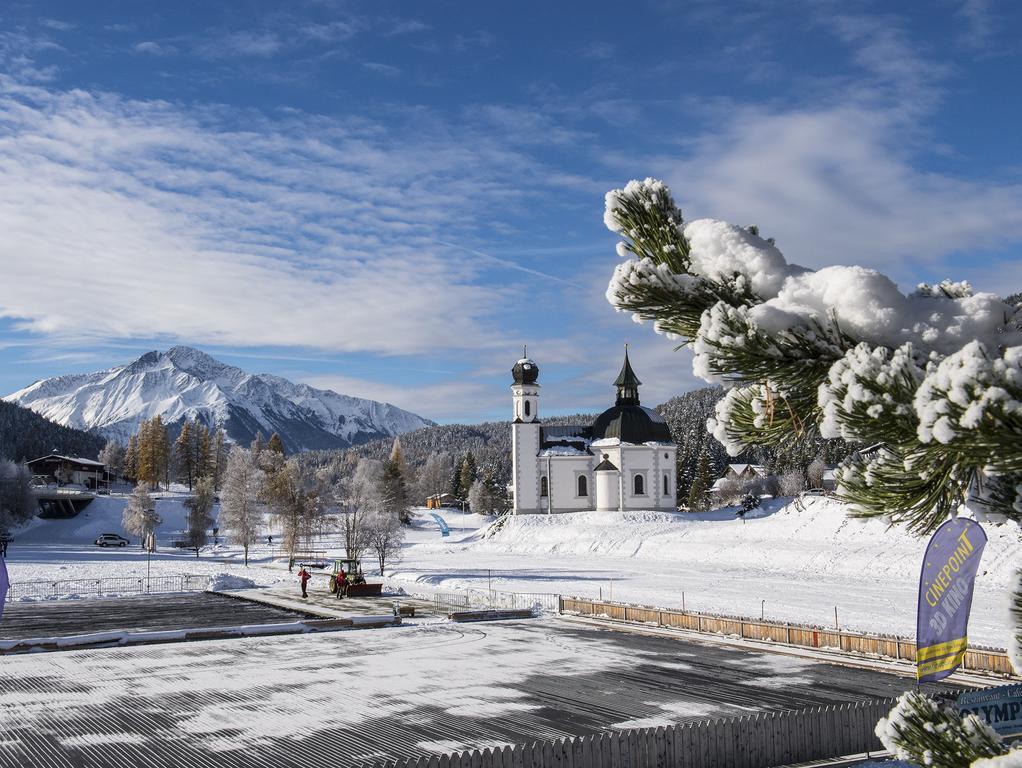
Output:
[510,349,677,514]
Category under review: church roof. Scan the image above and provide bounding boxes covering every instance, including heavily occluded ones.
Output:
[613,349,642,388]
[592,350,673,444]
[590,405,673,444]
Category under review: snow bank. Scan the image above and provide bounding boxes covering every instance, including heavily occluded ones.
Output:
[478,498,1022,593]
[207,573,259,592]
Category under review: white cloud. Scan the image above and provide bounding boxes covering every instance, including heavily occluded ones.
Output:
[0,79,587,358]
[662,11,1022,287]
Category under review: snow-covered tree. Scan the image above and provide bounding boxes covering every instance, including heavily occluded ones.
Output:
[467,473,508,516]
[262,457,322,556]
[219,447,263,566]
[778,470,806,498]
[122,483,161,544]
[98,439,125,480]
[417,452,454,505]
[806,457,827,490]
[0,461,35,531]
[364,508,405,575]
[329,458,380,563]
[604,176,1022,766]
[458,452,478,499]
[686,452,713,511]
[183,476,215,555]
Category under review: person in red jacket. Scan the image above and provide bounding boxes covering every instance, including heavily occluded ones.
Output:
[298,567,311,598]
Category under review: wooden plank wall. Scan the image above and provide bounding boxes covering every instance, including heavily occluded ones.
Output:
[365,700,895,768]
[560,598,1014,676]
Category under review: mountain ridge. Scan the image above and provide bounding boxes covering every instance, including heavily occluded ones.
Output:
[4,346,434,453]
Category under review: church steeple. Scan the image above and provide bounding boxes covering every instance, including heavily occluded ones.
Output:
[613,346,641,406]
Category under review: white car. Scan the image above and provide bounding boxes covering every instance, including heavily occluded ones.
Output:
[94,533,129,547]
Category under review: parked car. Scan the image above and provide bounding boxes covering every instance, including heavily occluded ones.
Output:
[94,533,129,547]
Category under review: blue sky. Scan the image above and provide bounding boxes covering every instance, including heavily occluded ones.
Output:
[0,0,1021,423]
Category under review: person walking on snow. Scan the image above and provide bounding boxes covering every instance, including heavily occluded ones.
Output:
[298,567,311,598]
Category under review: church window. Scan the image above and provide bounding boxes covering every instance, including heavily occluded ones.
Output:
[577,475,588,496]
[663,473,670,495]
[524,400,531,417]
[540,476,548,497]
[633,473,645,495]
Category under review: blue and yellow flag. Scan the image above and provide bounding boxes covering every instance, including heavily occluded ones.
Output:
[916,518,987,682]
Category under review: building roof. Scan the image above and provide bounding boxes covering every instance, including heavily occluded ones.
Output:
[539,425,592,450]
[613,349,642,388]
[590,350,673,445]
[28,454,105,469]
[726,463,767,477]
[591,405,673,444]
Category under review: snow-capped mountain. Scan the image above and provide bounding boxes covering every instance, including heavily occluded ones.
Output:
[4,346,434,452]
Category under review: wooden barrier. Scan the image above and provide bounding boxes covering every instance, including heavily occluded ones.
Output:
[364,699,895,768]
[560,597,1016,677]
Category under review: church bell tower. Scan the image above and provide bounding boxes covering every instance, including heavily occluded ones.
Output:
[511,347,541,513]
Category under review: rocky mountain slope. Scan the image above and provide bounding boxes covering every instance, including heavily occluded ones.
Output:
[5,346,433,452]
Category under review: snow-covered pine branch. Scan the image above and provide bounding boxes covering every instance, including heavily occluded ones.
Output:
[604,177,1022,533]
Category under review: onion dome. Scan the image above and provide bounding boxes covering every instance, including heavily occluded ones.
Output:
[512,346,539,385]
[591,349,673,444]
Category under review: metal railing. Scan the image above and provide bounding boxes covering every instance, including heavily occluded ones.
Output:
[433,588,561,614]
[5,574,210,602]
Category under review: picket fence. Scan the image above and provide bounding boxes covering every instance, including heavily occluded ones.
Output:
[366,699,895,768]
[561,597,1016,676]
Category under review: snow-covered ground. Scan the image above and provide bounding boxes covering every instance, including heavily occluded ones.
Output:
[6,494,1020,648]
[5,493,290,587]
[390,498,1022,648]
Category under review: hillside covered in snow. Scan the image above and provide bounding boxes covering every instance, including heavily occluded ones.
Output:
[4,346,433,452]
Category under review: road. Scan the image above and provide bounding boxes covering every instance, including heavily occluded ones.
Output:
[0,616,958,768]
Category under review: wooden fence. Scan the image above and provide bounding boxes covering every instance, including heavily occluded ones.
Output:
[367,699,895,768]
[561,597,1016,676]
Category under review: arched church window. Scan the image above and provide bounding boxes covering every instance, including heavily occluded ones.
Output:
[577,475,587,496]
[633,473,645,495]
[663,473,669,496]
[540,476,548,497]
[524,400,531,417]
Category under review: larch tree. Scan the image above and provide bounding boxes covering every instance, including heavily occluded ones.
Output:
[124,434,139,482]
[379,455,410,524]
[266,433,285,457]
[209,428,228,491]
[603,177,1022,767]
[219,446,263,566]
[174,420,196,490]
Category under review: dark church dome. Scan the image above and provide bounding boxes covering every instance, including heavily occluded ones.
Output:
[591,405,672,444]
[512,354,539,385]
